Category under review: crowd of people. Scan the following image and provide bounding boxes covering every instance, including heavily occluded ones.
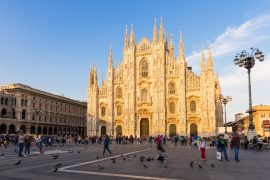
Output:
[0,130,269,160]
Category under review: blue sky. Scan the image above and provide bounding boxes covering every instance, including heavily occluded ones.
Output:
[1,0,270,121]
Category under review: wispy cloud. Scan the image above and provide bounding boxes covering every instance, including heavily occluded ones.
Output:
[186,14,270,122]
[186,14,270,72]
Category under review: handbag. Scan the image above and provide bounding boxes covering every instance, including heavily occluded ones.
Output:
[216,151,222,161]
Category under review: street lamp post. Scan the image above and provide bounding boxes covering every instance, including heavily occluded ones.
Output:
[234,48,264,139]
[219,95,232,134]
[33,108,42,134]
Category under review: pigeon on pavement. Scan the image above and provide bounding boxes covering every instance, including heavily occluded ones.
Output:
[190,161,193,168]
[98,165,104,170]
[55,163,62,167]
[14,160,22,166]
[52,167,58,172]
[111,158,116,163]
[51,154,59,160]
[139,156,145,162]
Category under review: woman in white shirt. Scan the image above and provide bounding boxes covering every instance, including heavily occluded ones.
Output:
[199,137,207,161]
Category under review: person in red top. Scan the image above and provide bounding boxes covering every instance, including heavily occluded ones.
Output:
[156,135,162,144]
[156,135,164,152]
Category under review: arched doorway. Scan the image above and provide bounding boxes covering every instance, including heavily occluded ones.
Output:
[190,123,198,137]
[169,124,176,137]
[54,127,57,135]
[101,126,106,136]
[140,118,149,137]
[48,127,53,135]
[20,125,26,133]
[37,126,42,134]
[9,124,16,134]
[0,124,7,134]
[82,129,85,137]
[116,125,122,136]
[43,127,47,135]
[30,126,36,134]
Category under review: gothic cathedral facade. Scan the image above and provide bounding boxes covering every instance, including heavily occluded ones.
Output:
[87,19,223,137]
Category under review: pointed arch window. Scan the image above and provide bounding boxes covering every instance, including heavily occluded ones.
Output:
[141,89,147,102]
[169,102,175,114]
[140,59,148,77]
[101,106,106,117]
[116,87,122,98]
[169,82,176,94]
[190,101,196,112]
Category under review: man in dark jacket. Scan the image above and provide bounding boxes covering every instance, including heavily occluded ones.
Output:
[230,133,240,162]
[217,134,229,161]
[103,135,112,156]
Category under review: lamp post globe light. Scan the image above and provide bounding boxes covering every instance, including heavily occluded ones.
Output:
[33,108,43,134]
[219,95,232,134]
[234,48,264,139]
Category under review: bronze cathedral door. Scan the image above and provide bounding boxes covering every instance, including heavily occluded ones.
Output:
[140,118,149,137]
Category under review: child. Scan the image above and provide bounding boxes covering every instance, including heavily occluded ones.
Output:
[199,137,207,161]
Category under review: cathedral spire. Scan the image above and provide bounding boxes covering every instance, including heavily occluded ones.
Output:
[93,65,98,85]
[169,33,173,46]
[216,72,220,87]
[201,47,206,73]
[159,17,164,42]
[179,32,185,62]
[124,25,129,49]
[169,33,174,56]
[208,46,213,71]
[153,17,158,43]
[108,44,113,68]
[130,24,135,48]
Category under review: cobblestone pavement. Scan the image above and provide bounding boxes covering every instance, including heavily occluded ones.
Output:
[0,142,269,180]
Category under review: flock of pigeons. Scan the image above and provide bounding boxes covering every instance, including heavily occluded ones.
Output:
[96,153,156,171]
[8,150,216,173]
[189,161,215,169]
[11,149,81,172]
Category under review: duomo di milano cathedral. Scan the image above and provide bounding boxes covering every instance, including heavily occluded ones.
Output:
[87,18,223,137]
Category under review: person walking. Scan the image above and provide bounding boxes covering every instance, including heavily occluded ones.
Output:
[244,136,249,150]
[230,133,240,162]
[18,131,25,157]
[199,137,207,161]
[24,133,31,156]
[103,135,112,156]
[217,134,229,161]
